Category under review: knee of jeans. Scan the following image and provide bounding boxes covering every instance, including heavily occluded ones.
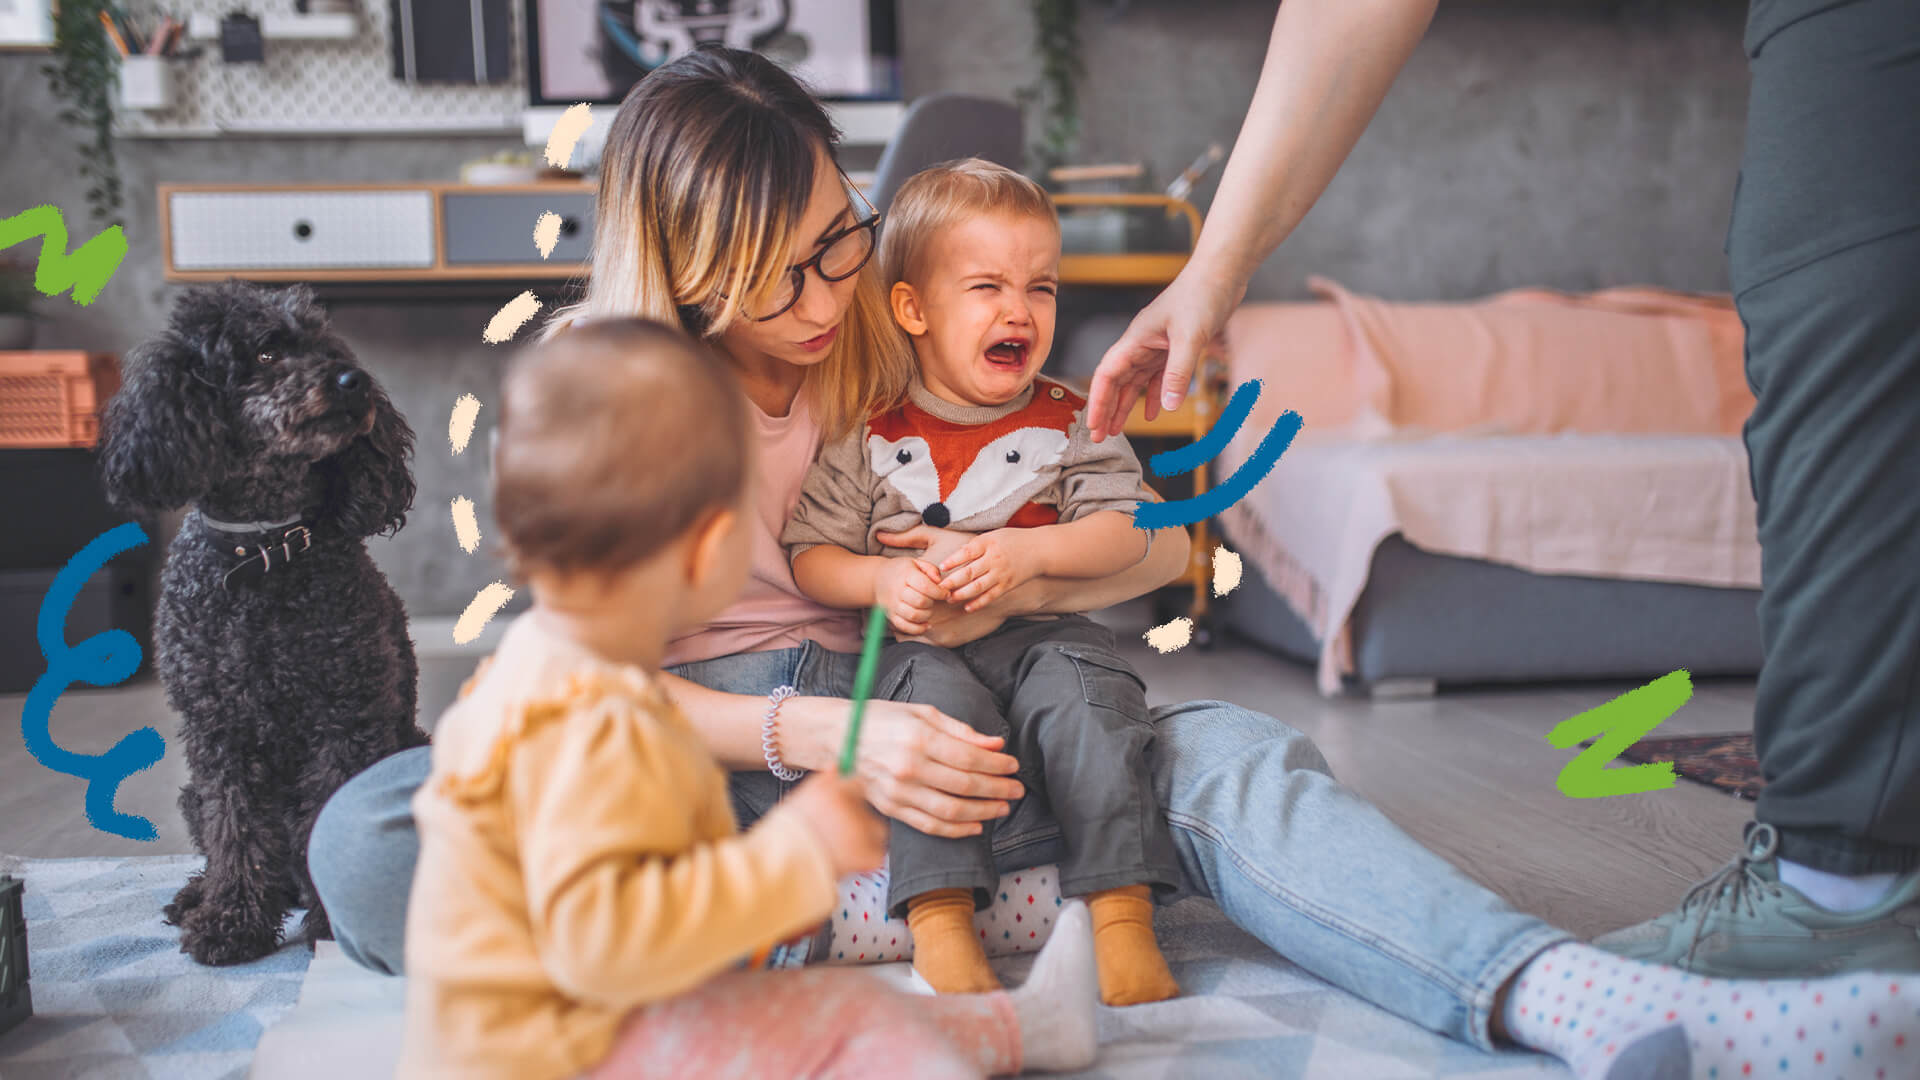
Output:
[1151,699,1334,779]
[308,757,421,976]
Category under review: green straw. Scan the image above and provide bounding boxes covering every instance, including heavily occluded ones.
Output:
[839,604,889,776]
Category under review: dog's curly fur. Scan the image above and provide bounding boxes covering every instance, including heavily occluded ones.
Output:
[99,280,429,967]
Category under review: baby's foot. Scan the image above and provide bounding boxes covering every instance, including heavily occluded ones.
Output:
[1088,885,1180,1005]
[1505,942,1913,1079]
[1010,900,1098,1073]
[907,888,1002,993]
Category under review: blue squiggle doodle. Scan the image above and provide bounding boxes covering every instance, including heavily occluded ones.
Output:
[18,522,166,841]
[1147,378,1262,479]
[1135,379,1304,531]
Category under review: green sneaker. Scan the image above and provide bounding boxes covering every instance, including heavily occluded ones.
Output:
[1592,823,1920,977]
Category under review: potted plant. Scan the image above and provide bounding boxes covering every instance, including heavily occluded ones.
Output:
[1024,0,1083,178]
[0,255,41,351]
[41,0,126,230]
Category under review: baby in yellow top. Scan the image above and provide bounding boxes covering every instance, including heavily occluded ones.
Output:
[398,318,1098,1080]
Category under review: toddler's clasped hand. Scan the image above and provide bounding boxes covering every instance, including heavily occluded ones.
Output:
[783,773,888,878]
[875,556,949,636]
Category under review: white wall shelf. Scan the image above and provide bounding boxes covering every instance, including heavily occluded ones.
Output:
[184,12,358,41]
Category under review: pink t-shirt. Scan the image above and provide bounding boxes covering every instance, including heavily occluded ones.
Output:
[664,390,863,667]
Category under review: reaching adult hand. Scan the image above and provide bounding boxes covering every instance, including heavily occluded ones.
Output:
[875,523,974,568]
[776,694,1024,839]
[1085,266,1245,442]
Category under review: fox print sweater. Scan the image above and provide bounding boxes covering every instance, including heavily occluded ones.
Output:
[782,375,1151,559]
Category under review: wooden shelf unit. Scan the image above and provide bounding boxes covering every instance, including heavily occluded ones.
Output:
[158,183,1202,288]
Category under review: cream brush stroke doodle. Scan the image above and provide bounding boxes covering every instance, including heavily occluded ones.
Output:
[533,212,562,259]
[1212,546,1243,597]
[454,582,515,645]
[544,103,593,169]
[452,496,481,554]
[449,392,482,454]
[1145,545,1242,652]
[484,291,542,344]
[447,103,594,645]
[1144,618,1194,654]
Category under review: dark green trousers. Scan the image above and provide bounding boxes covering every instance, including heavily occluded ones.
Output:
[1735,0,1920,874]
[875,615,1181,915]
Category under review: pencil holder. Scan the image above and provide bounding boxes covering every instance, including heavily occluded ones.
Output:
[119,55,174,111]
[0,874,30,1038]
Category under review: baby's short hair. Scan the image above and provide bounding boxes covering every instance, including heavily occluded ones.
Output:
[879,157,1059,288]
[494,317,750,576]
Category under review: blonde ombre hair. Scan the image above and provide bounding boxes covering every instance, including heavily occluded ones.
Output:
[879,158,1059,289]
[544,47,912,437]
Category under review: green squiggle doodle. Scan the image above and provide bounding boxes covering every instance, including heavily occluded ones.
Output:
[0,204,128,307]
[1547,669,1690,798]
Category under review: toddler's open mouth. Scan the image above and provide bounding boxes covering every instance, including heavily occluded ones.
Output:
[984,339,1030,370]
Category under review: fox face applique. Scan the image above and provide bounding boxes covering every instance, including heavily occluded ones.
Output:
[865,382,1083,531]
[780,378,1149,562]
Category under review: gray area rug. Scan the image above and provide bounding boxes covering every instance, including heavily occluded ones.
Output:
[0,854,309,1080]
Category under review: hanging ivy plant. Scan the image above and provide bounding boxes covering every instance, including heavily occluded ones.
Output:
[1023,0,1083,179]
[42,0,126,230]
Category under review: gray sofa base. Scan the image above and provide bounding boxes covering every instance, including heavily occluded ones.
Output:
[1220,535,1765,695]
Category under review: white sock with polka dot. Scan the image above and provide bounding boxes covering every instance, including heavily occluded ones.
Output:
[1502,942,1913,1080]
[823,862,1068,965]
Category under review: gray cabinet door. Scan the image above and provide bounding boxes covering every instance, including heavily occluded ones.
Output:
[441,191,595,266]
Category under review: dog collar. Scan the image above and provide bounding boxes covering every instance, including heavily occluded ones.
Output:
[199,513,307,534]
[196,514,316,591]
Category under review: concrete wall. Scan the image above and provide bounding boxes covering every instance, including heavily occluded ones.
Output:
[0,0,1752,618]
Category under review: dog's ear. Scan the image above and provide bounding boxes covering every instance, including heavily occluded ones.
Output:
[99,334,225,516]
[320,379,416,539]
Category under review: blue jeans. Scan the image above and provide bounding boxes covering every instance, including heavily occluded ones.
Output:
[308,640,1568,1050]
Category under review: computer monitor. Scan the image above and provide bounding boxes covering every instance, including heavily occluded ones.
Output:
[524,1,901,108]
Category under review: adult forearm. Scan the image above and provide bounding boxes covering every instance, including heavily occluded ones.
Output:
[1013,523,1189,617]
[1190,0,1438,287]
[655,670,781,771]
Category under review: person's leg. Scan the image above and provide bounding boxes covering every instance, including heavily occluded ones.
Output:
[591,900,1100,1079]
[1595,0,1920,977]
[989,617,1182,1005]
[589,969,1002,1080]
[1735,0,1920,886]
[1143,700,1908,1077]
[877,640,1008,993]
[1144,699,1568,1049]
[306,745,432,975]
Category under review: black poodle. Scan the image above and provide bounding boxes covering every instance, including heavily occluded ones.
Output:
[100,280,429,967]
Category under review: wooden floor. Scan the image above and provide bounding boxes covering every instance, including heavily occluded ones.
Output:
[0,601,1758,940]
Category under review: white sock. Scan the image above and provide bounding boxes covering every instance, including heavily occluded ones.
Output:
[1006,899,1098,1074]
[1502,942,1912,1079]
[1777,859,1900,912]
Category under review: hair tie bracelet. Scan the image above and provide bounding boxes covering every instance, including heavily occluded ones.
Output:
[761,685,805,781]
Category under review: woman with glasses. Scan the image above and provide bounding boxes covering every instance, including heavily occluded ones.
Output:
[308,43,1894,1080]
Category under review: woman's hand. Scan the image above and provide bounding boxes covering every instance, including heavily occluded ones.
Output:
[775,695,1024,839]
[1085,265,1244,441]
[876,523,974,567]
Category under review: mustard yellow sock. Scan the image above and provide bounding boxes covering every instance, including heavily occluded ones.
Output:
[906,888,1002,994]
[1087,885,1180,1006]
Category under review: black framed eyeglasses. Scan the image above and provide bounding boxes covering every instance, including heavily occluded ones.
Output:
[749,174,882,322]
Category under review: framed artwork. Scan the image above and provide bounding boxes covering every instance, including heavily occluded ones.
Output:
[0,0,55,51]
[524,0,900,108]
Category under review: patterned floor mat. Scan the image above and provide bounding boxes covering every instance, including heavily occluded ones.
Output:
[1618,732,1762,800]
[0,854,311,1080]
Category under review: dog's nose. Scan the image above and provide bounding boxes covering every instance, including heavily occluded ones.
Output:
[335,368,366,395]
